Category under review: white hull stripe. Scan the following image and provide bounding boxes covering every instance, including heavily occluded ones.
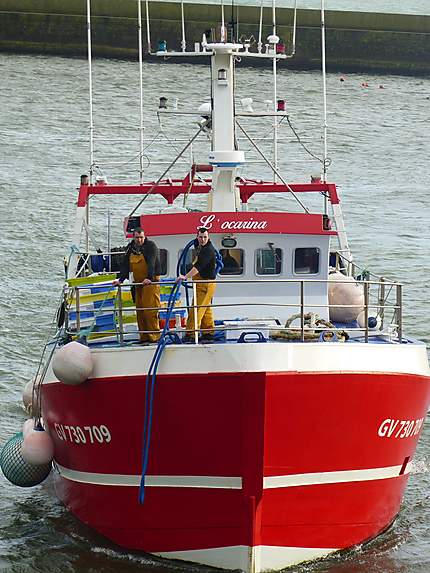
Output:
[154,545,339,572]
[263,462,412,489]
[56,463,410,489]
[55,464,242,489]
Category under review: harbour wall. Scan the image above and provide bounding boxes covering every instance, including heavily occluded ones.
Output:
[1,0,430,74]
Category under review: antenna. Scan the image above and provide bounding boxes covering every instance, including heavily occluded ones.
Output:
[86,0,94,184]
[138,0,145,183]
[181,1,186,52]
[221,0,226,42]
[272,0,278,181]
[145,0,151,53]
[257,0,263,53]
[321,0,328,184]
[291,0,298,55]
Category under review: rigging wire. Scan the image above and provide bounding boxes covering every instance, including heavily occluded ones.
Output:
[127,120,210,218]
[236,119,309,213]
[285,115,331,167]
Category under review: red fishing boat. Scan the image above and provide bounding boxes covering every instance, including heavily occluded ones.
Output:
[19,1,430,571]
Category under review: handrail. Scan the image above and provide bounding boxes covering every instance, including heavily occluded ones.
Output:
[63,277,403,345]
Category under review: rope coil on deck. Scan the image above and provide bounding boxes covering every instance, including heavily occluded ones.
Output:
[271,312,349,342]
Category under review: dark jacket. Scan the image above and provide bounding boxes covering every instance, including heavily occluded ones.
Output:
[118,238,161,283]
[193,239,217,280]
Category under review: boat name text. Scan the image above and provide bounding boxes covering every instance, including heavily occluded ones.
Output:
[377,418,424,439]
[54,423,111,444]
[199,214,268,231]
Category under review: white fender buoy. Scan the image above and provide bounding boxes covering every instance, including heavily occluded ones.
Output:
[22,419,35,438]
[328,272,364,323]
[21,426,54,465]
[52,341,93,385]
[22,376,41,416]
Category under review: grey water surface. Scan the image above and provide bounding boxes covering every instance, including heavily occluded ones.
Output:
[159,0,430,16]
[0,53,429,572]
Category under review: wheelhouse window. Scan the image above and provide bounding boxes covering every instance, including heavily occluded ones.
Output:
[294,248,320,274]
[159,248,168,275]
[220,249,244,275]
[255,248,282,275]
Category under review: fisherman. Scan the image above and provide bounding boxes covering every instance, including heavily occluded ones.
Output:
[113,227,161,343]
[178,227,217,342]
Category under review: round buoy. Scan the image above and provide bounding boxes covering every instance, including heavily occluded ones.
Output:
[22,419,35,438]
[0,433,51,487]
[328,272,364,323]
[22,376,41,416]
[52,341,93,385]
[21,426,54,465]
[357,312,382,330]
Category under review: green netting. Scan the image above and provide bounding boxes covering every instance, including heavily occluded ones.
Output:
[0,432,51,487]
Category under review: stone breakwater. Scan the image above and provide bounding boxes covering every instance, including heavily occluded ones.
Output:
[0,0,429,74]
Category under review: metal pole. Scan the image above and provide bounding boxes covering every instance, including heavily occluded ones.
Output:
[300,281,304,342]
[378,277,385,330]
[107,210,111,272]
[86,0,94,183]
[364,281,369,343]
[76,288,81,334]
[193,282,199,344]
[138,0,145,183]
[396,283,402,343]
[117,284,124,345]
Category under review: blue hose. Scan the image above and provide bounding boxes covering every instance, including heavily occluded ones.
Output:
[139,278,182,504]
[139,238,223,503]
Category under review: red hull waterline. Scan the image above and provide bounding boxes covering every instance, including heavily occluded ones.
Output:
[42,346,430,572]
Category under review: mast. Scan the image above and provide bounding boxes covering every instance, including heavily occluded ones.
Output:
[207,42,244,212]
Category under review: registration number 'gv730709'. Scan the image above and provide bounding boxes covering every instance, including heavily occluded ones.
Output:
[54,423,111,444]
[378,418,424,439]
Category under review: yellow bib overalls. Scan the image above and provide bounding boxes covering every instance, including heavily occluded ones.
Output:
[129,253,160,342]
[185,272,216,337]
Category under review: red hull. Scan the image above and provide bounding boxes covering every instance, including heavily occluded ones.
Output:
[42,370,430,569]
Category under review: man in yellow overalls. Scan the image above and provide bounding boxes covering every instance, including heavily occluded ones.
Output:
[178,227,217,342]
[113,228,161,343]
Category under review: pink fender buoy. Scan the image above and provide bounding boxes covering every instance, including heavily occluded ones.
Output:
[21,426,54,465]
[22,376,41,416]
[52,341,93,385]
[328,272,364,323]
[22,419,35,438]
